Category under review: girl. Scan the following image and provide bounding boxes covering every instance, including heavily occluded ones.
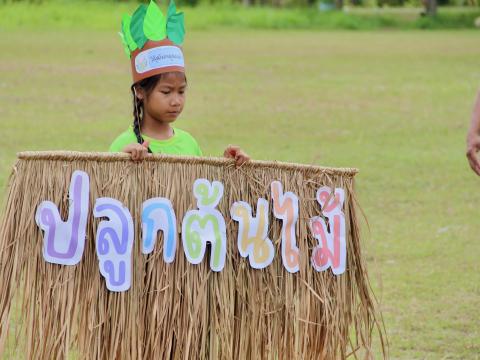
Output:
[109,1,249,165]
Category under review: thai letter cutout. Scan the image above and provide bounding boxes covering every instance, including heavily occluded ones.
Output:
[94,198,134,292]
[310,186,346,275]
[231,198,274,269]
[182,179,227,272]
[271,181,300,273]
[35,170,89,266]
[142,198,177,263]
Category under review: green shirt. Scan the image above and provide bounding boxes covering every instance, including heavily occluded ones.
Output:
[109,125,202,156]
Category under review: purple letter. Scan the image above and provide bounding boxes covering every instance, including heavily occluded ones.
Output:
[94,198,134,292]
[35,170,89,266]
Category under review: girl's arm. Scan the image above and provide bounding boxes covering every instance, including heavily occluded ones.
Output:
[466,90,480,176]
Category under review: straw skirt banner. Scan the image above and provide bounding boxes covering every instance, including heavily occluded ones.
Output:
[0,151,385,359]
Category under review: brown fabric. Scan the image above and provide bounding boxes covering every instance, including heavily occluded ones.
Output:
[130,39,185,84]
[0,151,387,359]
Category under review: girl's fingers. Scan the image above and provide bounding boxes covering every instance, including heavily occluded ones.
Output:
[224,145,251,166]
[139,148,147,160]
[223,148,233,158]
[241,153,250,162]
[229,145,240,156]
[134,148,142,161]
[131,149,139,161]
[235,153,250,166]
[224,144,240,158]
[129,144,151,162]
[124,143,150,161]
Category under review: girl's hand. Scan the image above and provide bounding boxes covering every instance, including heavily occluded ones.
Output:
[123,141,150,162]
[223,144,250,167]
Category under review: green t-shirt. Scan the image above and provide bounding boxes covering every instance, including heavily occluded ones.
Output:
[109,125,202,156]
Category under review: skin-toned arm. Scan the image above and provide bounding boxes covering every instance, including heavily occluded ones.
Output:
[224,144,250,167]
[466,90,480,176]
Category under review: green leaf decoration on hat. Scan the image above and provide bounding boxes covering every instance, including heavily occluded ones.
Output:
[167,0,177,18]
[144,0,166,41]
[119,0,185,58]
[121,14,137,55]
[130,4,148,50]
[167,0,185,45]
[118,32,130,58]
[167,12,185,45]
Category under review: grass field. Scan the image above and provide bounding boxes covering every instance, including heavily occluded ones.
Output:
[1,4,480,359]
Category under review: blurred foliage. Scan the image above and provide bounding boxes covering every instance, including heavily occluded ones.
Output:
[1,1,479,30]
[0,0,480,31]
[0,0,478,7]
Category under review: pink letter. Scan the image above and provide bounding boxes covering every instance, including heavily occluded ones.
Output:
[310,187,346,275]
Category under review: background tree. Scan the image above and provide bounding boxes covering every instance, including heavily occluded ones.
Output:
[422,0,438,16]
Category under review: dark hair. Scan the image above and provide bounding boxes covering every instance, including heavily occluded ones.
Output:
[131,72,187,153]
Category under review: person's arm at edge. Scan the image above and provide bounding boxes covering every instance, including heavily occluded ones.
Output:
[466,90,480,176]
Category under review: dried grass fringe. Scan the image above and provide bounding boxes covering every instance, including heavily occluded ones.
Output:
[0,151,387,359]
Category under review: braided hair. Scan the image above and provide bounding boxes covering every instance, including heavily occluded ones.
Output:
[131,74,163,153]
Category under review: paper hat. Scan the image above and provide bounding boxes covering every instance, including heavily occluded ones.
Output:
[119,0,186,84]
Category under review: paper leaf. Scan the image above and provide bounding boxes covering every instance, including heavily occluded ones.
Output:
[130,4,149,50]
[144,0,166,41]
[122,14,137,53]
[118,32,131,58]
[167,0,177,19]
[167,12,185,45]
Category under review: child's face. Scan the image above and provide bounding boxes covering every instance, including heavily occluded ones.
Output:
[143,72,186,123]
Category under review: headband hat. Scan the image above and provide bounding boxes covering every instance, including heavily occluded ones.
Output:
[119,0,186,84]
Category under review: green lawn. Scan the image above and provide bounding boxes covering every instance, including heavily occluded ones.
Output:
[1,19,480,360]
